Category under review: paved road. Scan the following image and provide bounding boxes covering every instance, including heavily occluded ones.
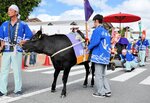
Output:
[1,59,150,103]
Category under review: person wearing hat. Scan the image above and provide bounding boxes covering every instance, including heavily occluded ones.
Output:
[86,14,111,97]
[136,34,149,67]
[120,49,138,72]
[0,4,32,96]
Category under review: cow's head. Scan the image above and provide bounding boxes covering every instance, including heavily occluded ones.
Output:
[22,30,45,53]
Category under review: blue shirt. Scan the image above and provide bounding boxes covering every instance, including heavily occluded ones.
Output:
[136,39,149,51]
[126,43,132,50]
[0,21,33,52]
[120,52,136,62]
[9,22,17,42]
[88,26,111,64]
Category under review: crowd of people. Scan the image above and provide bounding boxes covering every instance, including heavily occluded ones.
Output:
[110,25,149,72]
[119,34,149,72]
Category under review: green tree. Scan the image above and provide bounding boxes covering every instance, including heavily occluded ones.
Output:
[0,0,41,24]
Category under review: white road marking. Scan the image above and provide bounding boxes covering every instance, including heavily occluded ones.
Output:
[42,66,122,76]
[106,68,123,75]
[42,70,55,74]
[42,65,84,74]
[25,65,85,73]
[145,62,150,65]
[24,67,54,72]
[86,68,123,78]
[110,68,146,82]
[69,70,85,76]
[0,96,13,103]
[140,76,150,85]
[9,71,13,74]
[147,59,150,61]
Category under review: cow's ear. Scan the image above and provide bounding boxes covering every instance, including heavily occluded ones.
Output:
[38,34,42,39]
[37,30,42,35]
[38,34,43,39]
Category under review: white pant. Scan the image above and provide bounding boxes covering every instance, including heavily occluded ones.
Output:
[139,51,146,65]
[0,52,22,94]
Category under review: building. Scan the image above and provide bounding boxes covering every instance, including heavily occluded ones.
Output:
[27,19,113,37]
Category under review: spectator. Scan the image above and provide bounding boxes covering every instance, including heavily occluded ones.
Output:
[120,49,138,72]
[24,53,29,67]
[29,30,37,66]
[136,35,149,67]
[29,52,37,66]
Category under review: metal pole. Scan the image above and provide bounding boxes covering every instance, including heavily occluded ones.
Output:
[138,21,142,37]
[83,21,88,61]
[85,22,88,41]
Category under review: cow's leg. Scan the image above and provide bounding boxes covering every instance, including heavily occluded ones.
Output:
[61,67,71,97]
[91,62,95,87]
[83,62,90,88]
[51,69,60,92]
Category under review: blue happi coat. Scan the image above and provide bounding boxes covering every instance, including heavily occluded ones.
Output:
[88,26,111,64]
[120,52,137,62]
[0,21,32,52]
[136,39,149,51]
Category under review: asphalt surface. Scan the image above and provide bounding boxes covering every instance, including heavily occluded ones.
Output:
[1,60,150,103]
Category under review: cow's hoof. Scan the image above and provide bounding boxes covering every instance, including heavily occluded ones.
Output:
[90,85,94,87]
[83,85,87,88]
[61,91,66,98]
[60,94,66,98]
[51,89,56,93]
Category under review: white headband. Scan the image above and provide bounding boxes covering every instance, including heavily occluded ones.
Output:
[9,4,19,14]
[122,49,127,53]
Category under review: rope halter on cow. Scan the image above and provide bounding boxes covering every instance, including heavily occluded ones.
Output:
[51,41,84,58]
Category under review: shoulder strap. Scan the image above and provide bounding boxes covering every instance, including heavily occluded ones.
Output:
[8,21,11,43]
[140,40,143,46]
[8,20,20,45]
[13,20,20,44]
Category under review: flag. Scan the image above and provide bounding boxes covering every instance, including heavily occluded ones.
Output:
[84,0,94,21]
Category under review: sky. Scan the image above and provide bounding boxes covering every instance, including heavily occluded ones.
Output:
[29,0,150,38]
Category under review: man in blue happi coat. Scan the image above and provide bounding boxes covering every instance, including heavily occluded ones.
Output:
[136,35,149,67]
[0,4,32,96]
[86,14,111,97]
[120,49,138,72]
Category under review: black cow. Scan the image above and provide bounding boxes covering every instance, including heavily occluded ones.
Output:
[22,30,95,97]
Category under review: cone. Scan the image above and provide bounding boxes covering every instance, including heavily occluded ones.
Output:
[22,57,25,70]
[43,55,51,66]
